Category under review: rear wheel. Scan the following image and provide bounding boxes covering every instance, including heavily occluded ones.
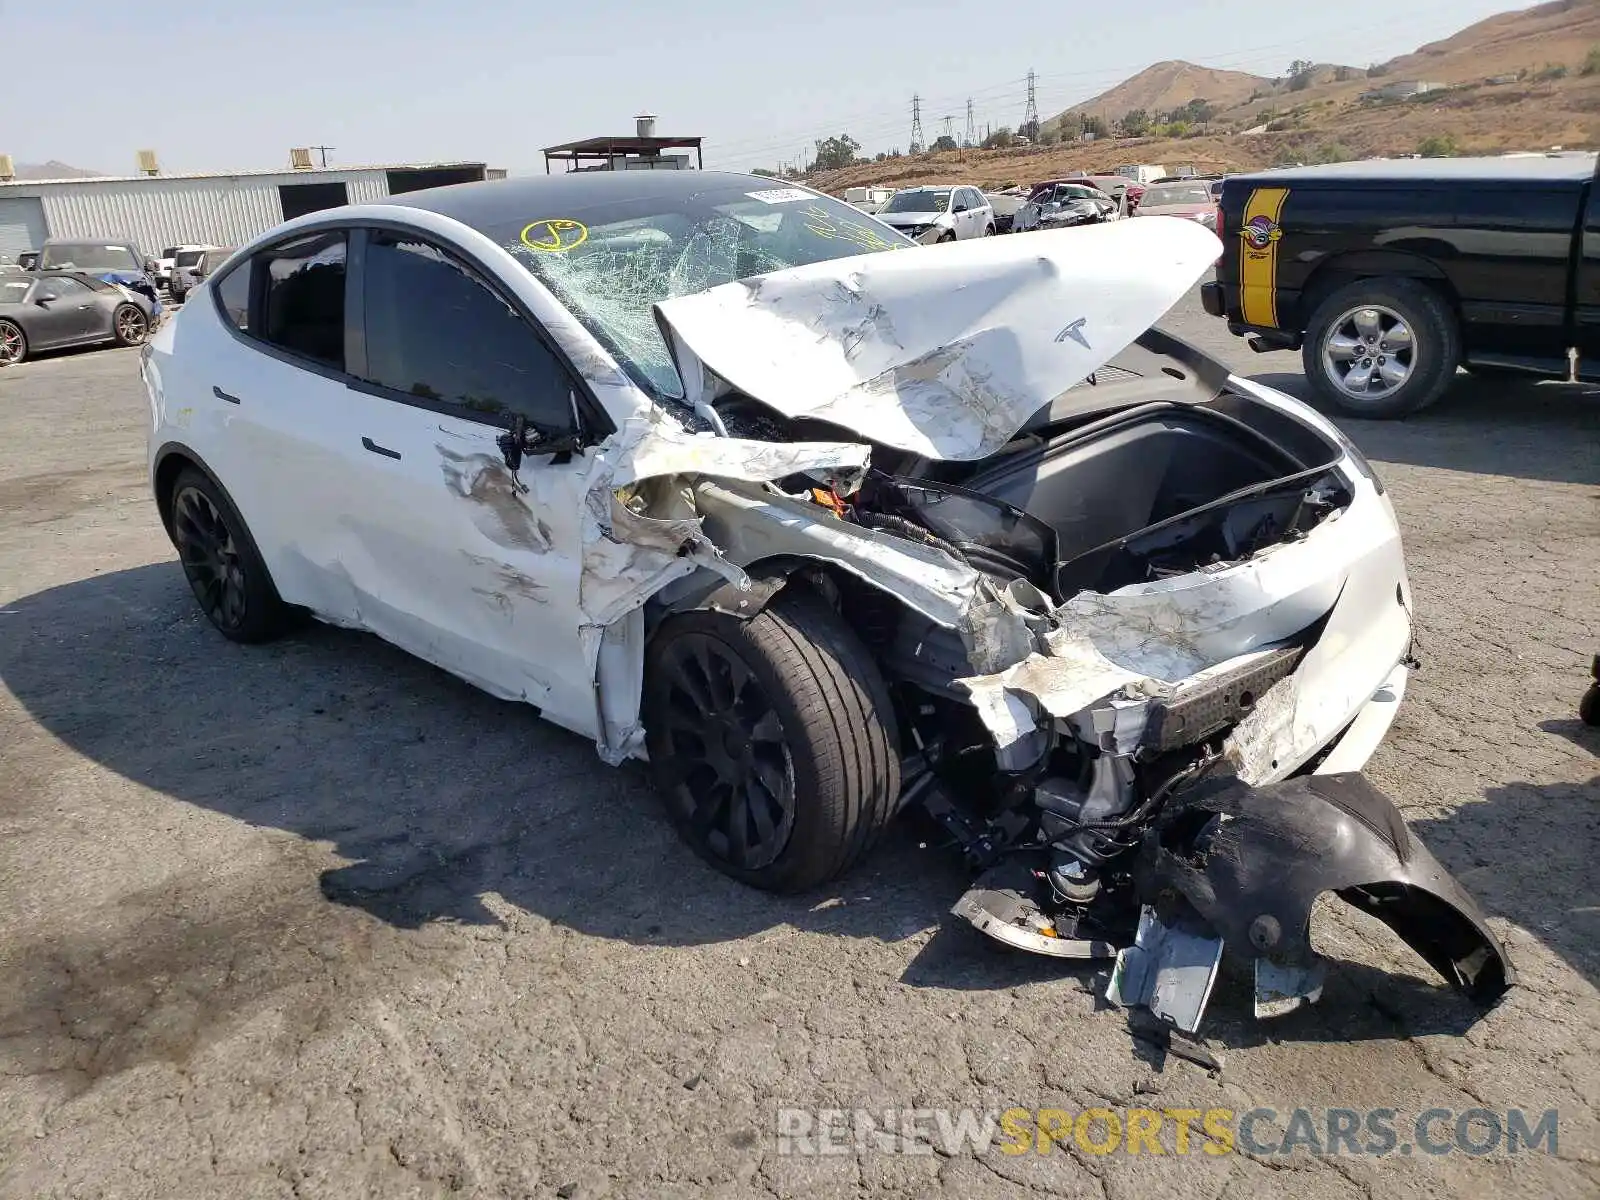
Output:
[644,589,902,892]
[170,467,292,643]
[983,223,996,236]
[0,319,25,365]
[1303,278,1458,419]
[112,302,148,347]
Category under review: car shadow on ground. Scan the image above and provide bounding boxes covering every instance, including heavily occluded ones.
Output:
[1249,370,1600,486]
[2,563,1583,1044]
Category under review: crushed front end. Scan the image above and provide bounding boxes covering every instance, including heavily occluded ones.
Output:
[634,219,1514,1036]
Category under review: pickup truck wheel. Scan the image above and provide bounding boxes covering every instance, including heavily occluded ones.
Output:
[644,589,902,893]
[1303,278,1459,419]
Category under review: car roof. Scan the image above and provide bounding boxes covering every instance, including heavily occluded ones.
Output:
[380,169,799,230]
[1231,153,1597,186]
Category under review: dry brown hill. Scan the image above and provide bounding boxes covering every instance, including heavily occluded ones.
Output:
[1047,60,1271,127]
[805,0,1599,195]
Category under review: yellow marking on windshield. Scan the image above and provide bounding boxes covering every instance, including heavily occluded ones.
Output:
[800,204,902,253]
[520,219,589,253]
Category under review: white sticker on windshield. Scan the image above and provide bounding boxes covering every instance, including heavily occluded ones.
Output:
[745,188,812,204]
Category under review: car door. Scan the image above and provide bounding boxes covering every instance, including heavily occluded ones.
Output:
[338,225,600,734]
[199,229,375,625]
[23,277,96,346]
[956,189,978,238]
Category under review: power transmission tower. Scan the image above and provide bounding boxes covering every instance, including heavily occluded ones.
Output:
[965,98,976,148]
[1020,69,1040,142]
[910,94,925,154]
[941,114,955,145]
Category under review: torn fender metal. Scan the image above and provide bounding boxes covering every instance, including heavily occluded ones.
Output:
[654,218,1223,462]
[575,415,874,761]
[1128,771,1514,1022]
[951,455,1409,777]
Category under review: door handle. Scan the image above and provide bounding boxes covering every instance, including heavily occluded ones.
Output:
[362,436,401,460]
[212,386,241,405]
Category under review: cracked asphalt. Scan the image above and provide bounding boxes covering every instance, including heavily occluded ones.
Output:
[1,288,1597,1199]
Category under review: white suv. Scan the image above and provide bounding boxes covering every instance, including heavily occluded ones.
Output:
[873,185,994,243]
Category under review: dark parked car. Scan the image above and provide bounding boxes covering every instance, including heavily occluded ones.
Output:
[1203,153,1600,417]
[36,239,164,320]
[0,270,155,364]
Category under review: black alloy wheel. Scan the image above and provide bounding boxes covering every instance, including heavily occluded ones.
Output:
[652,632,797,872]
[174,483,250,633]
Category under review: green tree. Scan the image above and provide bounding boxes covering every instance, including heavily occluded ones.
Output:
[1417,134,1459,158]
[1288,61,1317,92]
[1080,115,1109,139]
[931,134,959,152]
[1120,108,1150,136]
[981,127,1014,149]
[811,134,860,172]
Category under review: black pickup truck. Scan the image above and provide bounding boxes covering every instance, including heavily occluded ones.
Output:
[1202,153,1600,417]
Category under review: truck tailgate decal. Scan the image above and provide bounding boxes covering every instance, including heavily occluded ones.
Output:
[1239,188,1289,328]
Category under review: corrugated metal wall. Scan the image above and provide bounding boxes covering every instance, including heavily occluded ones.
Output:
[25,171,392,252]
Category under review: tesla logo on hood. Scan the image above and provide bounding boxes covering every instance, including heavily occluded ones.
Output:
[1055,318,1091,349]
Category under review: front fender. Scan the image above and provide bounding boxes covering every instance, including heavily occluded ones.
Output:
[1136,771,1514,1005]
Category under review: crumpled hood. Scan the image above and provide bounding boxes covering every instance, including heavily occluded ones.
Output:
[877,210,945,226]
[655,216,1222,461]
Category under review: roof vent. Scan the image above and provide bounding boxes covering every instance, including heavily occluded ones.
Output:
[0,154,13,181]
[137,149,160,176]
[289,147,314,170]
[636,113,657,139]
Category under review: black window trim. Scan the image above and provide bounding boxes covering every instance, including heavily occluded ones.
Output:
[208,216,614,443]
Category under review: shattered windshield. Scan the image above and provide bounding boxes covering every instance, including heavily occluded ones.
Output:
[881,188,951,214]
[505,184,913,399]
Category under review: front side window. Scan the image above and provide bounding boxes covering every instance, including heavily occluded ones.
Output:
[39,243,142,272]
[259,232,346,368]
[214,261,251,330]
[360,231,576,430]
[40,277,91,299]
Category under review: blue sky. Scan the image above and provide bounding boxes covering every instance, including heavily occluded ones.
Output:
[3,0,1538,176]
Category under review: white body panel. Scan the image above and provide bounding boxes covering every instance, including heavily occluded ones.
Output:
[145,198,1403,784]
[656,217,1223,460]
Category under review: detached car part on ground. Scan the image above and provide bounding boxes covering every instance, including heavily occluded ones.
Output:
[142,172,1513,1039]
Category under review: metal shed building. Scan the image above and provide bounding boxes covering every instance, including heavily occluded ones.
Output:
[0,161,497,259]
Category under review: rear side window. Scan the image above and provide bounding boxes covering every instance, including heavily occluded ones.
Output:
[359,231,576,430]
[259,232,346,368]
[214,262,251,330]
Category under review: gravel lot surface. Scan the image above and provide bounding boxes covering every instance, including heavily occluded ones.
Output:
[1,289,1596,1199]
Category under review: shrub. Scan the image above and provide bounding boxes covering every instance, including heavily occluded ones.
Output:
[1417,134,1459,158]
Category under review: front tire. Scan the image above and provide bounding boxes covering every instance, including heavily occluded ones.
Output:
[1302,278,1458,418]
[112,302,149,347]
[169,467,292,644]
[644,589,902,893]
[0,319,26,364]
